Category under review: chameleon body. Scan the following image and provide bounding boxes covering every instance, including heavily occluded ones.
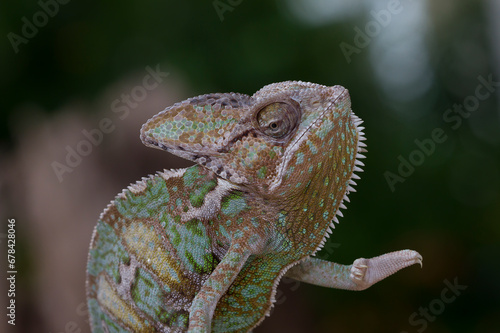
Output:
[86,81,422,332]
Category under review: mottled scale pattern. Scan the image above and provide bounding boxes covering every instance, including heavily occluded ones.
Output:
[87,81,368,332]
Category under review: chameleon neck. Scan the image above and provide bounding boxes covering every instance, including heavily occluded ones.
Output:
[267,116,359,258]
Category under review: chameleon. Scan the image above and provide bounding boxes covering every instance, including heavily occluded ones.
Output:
[86,81,423,332]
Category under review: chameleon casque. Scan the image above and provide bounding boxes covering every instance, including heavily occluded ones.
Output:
[86,81,422,332]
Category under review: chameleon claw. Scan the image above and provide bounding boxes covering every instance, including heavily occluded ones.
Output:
[414,253,423,268]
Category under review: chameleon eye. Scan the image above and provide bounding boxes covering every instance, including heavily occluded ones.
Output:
[257,102,299,138]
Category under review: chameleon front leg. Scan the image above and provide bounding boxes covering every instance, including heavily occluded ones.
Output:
[188,243,251,332]
[286,249,422,291]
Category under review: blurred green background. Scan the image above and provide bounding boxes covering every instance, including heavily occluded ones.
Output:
[1,0,499,332]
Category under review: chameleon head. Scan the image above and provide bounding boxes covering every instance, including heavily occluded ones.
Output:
[140,81,365,200]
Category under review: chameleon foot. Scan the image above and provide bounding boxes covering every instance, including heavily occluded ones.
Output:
[350,249,423,290]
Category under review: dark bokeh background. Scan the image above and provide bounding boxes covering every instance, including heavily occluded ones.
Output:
[1,0,499,332]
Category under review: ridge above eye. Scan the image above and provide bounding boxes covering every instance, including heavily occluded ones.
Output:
[256,102,300,138]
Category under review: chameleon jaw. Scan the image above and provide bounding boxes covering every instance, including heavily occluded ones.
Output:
[312,111,367,256]
[252,96,368,330]
[268,85,350,193]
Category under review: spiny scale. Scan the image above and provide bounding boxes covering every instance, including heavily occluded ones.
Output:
[86,81,366,332]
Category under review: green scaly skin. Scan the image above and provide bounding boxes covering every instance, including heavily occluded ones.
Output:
[86,81,422,332]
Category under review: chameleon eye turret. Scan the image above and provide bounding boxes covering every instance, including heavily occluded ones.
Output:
[255,101,300,139]
[87,81,422,333]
